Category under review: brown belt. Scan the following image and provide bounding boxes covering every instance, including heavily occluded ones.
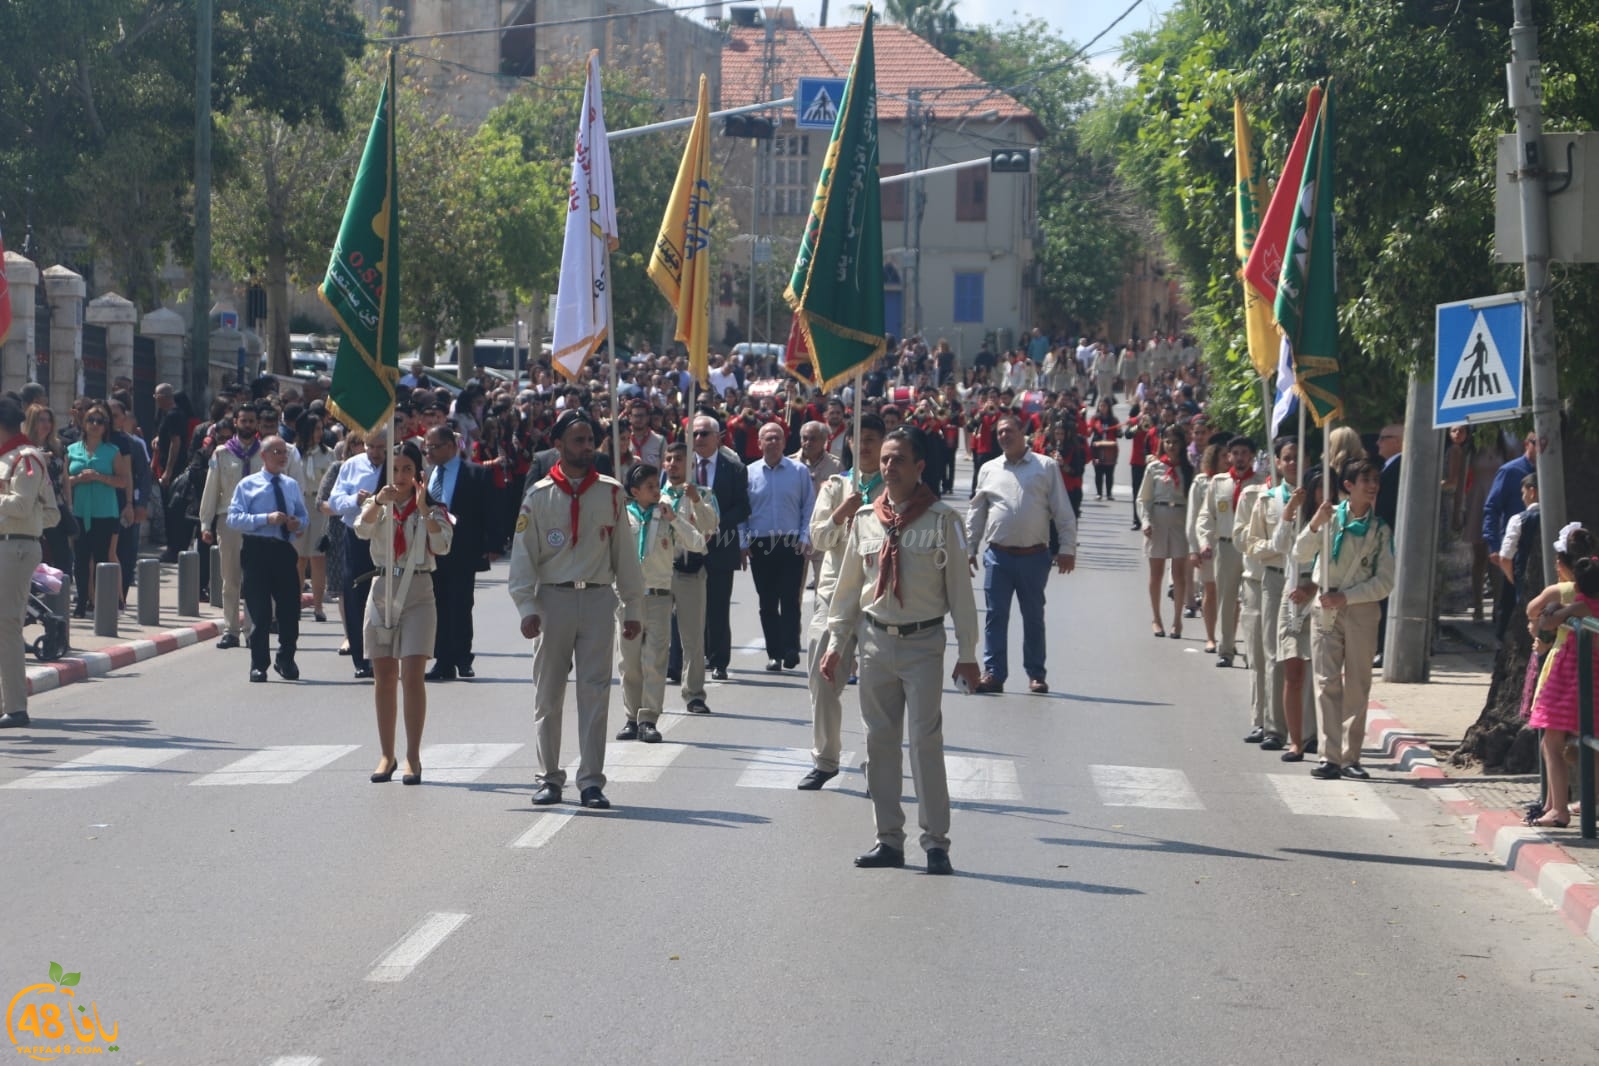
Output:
[989,543,1048,555]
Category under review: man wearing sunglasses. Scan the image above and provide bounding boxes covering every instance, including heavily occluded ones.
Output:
[680,414,749,682]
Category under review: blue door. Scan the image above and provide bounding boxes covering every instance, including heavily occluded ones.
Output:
[883,289,903,341]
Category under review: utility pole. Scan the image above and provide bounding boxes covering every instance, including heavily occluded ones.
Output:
[191,0,214,400]
[1509,0,1567,585]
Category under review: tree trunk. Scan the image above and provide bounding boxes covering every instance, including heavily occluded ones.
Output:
[266,239,292,377]
[418,324,437,364]
[458,331,476,381]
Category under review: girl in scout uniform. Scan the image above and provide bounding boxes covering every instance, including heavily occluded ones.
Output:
[615,462,707,744]
[1271,469,1324,762]
[1137,425,1192,638]
[1293,458,1396,781]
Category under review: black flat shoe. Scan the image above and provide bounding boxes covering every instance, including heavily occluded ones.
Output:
[615,720,640,741]
[1259,734,1285,751]
[638,722,662,744]
[925,848,953,875]
[425,666,456,682]
[580,786,611,809]
[854,843,905,869]
[765,659,782,672]
[353,664,374,680]
[217,632,240,649]
[401,764,422,786]
[1243,727,1265,743]
[711,667,729,681]
[370,757,398,783]
[1280,749,1306,763]
[313,610,327,623]
[1341,764,1370,780]
[797,768,838,791]
[685,698,711,714]
[531,783,562,806]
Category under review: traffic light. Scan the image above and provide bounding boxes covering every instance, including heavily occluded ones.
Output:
[723,115,775,139]
[990,148,1031,173]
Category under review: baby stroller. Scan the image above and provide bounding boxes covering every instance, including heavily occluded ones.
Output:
[27,565,69,663]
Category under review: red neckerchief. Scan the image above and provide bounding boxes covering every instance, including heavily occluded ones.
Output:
[1229,467,1251,509]
[827,424,847,450]
[549,462,599,545]
[0,433,31,459]
[871,484,938,606]
[1159,453,1180,487]
[392,497,419,558]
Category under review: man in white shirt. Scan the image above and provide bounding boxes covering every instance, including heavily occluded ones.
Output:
[707,356,739,399]
[965,414,1077,694]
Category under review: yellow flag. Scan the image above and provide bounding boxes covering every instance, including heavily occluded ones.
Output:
[1235,98,1276,380]
[648,74,713,384]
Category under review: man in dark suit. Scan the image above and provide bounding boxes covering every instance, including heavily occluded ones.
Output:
[1373,423,1403,664]
[689,413,750,680]
[423,426,502,681]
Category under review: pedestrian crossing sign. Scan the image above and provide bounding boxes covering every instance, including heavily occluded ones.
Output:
[1434,293,1525,429]
[795,77,849,130]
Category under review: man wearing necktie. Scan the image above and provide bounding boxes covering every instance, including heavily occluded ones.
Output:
[226,437,308,682]
[687,414,750,681]
[423,426,501,681]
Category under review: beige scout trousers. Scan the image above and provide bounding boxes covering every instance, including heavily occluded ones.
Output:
[858,623,951,854]
[1245,570,1286,737]
[671,569,707,704]
[218,527,249,638]
[619,592,673,724]
[0,539,41,716]
[1312,600,1381,767]
[806,595,857,773]
[532,584,618,792]
[1215,538,1245,658]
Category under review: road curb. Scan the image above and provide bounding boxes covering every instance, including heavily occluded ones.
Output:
[26,620,222,697]
[1367,700,1599,948]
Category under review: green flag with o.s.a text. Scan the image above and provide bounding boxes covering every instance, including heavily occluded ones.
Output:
[783,7,885,392]
[320,52,400,435]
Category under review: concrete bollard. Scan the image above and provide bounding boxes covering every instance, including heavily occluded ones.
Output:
[209,544,223,608]
[137,558,162,627]
[93,563,121,638]
[177,550,200,616]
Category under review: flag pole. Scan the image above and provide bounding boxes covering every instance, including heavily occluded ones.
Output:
[606,252,621,474]
[851,368,863,476]
[384,428,394,631]
[1261,373,1273,483]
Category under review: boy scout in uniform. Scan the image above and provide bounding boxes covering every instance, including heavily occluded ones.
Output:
[1238,441,1298,748]
[1196,436,1266,667]
[509,411,644,810]
[615,461,707,744]
[798,414,885,790]
[661,442,718,714]
[822,427,980,876]
[1293,458,1395,781]
[0,398,58,729]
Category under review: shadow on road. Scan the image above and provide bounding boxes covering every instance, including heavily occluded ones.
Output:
[1278,847,1505,872]
[1040,834,1285,862]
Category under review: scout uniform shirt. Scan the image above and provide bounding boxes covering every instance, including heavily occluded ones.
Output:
[1291,504,1396,605]
[0,436,56,536]
[1195,467,1268,553]
[827,496,980,665]
[1242,483,1293,571]
[627,494,708,590]
[662,481,719,567]
[809,470,885,602]
[1233,482,1273,580]
[509,468,645,623]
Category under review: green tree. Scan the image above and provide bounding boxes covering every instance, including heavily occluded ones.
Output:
[884,0,961,55]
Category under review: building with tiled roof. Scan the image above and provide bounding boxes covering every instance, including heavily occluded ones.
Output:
[718,10,1044,358]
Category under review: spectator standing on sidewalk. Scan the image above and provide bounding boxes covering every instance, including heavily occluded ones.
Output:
[0,398,57,729]
[1483,434,1537,640]
[65,402,128,619]
[966,413,1077,694]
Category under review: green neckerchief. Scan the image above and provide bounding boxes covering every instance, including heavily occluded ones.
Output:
[854,468,883,504]
[663,483,685,507]
[627,500,654,561]
[1274,481,1292,505]
[1331,500,1370,562]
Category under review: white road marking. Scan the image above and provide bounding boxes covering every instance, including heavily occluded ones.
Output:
[191,745,361,787]
[1266,773,1400,820]
[509,811,576,849]
[266,1058,323,1066]
[2,746,194,790]
[417,743,523,783]
[1089,765,1205,810]
[569,740,685,783]
[944,755,1023,803]
[365,911,470,983]
[735,747,855,789]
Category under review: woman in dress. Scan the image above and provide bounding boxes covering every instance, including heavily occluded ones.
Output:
[65,402,130,618]
[25,404,74,577]
[294,412,336,622]
[1139,425,1193,638]
[1521,530,1598,828]
[355,440,452,786]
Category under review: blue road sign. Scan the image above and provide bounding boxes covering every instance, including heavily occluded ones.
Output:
[795,77,849,130]
[1435,292,1525,428]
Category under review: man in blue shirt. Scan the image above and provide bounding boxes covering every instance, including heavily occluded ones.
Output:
[227,437,309,682]
[1481,433,1538,641]
[742,421,814,671]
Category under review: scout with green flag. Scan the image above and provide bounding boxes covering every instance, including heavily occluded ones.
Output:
[784,6,886,395]
[320,51,400,435]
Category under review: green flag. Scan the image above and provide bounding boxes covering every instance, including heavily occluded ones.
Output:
[1273,84,1341,426]
[784,8,885,391]
[320,52,400,434]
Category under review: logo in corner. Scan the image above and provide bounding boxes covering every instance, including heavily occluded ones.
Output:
[6,963,121,1060]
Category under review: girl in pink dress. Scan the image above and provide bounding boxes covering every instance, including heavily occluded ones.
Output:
[1526,548,1599,828]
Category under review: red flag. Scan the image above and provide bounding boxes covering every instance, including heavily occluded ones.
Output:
[1242,85,1324,306]
[0,223,12,347]
[780,316,816,387]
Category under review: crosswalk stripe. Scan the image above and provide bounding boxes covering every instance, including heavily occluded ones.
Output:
[1266,773,1400,820]
[735,747,854,789]
[418,743,523,783]
[266,1058,323,1066]
[1089,764,1205,810]
[1,746,195,790]
[569,740,684,783]
[944,755,1023,802]
[191,745,361,787]
[509,812,576,849]
[365,911,469,983]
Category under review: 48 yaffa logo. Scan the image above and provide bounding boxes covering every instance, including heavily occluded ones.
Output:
[6,962,121,1060]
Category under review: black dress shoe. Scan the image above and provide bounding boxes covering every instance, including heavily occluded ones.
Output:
[1310,761,1342,780]
[425,666,456,682]
[249,668,268,682]
[1341,763,1371,780]
[1280,749,1306,763]
[1259,734,1285,751]
[1243,727,1265,743]
[711,667,729,681]
[457,665,475,679]
[685,698,711,714]
[531,783,562,806]
[273,658,300,681]
[782,655,799,670]
[615,720,640,741]
[638,722,662,744]
[352,664,374,680]
[1215,654,1233,667]
[765,659,782,672]
[854,843,905,869]
[0,711,31,728]
[925,848,953,875]
[217,632,240,650]
[797,768,838,791]
[580,786,611,809]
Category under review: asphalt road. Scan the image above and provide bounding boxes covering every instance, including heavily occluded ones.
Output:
[3,452,1598,1065]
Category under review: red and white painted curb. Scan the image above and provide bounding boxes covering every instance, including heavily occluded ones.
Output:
[1370,701,1599,948]
[26,620,221,697]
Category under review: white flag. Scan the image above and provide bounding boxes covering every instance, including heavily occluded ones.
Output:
[1271,335,1298,435]
[552,51,619,382]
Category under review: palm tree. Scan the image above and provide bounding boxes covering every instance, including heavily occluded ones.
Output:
[883,0,960,53]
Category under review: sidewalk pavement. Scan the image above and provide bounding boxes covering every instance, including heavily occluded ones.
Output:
[1369,613,1599,947]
